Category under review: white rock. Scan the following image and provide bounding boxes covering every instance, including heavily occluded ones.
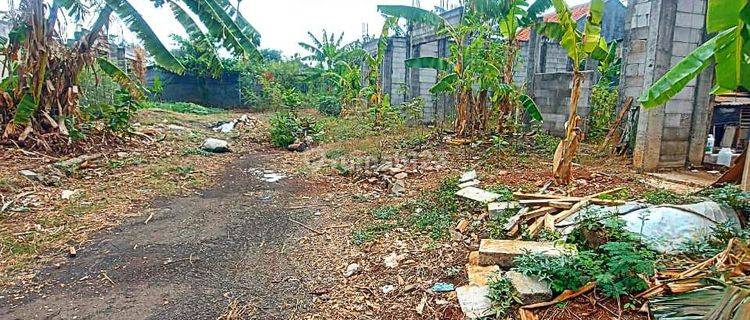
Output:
[344,263,360,277]
[61,190,78,200]
[458,180,480,189]
[381,284,396,294]
[19,170,39,180]
[384,252,405,268]
[201,138,230,153]
[459,170,477,183]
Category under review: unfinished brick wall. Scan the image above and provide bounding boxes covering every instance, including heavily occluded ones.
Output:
[622,0,713,170]
[533,71,595,135]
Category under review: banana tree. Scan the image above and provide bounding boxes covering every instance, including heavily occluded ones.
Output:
[470,0,551,131]
[0,0,260,144]
[639,0,749,107]
[379,4,542,136]
[538,0,607,184]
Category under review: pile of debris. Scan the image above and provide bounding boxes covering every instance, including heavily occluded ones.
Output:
[450,170,749,319]
[211,114,259,133]
[344,152,448,195]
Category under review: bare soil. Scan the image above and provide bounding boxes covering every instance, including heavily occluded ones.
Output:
[0,151,328,319]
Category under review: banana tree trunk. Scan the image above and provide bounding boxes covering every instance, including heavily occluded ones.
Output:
[553,70,584,184]
[497,41,518,133]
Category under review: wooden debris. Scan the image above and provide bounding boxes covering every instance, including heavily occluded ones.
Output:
[288,218,325,236]
[456,219,470,233]
[68,246,77,258]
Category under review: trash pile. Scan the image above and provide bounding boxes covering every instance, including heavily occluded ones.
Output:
[211,114,259,133]
[449,170,749,319]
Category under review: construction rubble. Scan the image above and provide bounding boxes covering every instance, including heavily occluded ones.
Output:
[451,170,749,319]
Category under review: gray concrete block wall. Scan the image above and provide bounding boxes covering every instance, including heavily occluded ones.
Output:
[532,71,595,136]
[417,42,440,122]
[622,0,712,169]
[540,42,571,73]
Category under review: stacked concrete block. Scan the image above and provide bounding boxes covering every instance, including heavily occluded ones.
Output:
[532,71,595,136]
[622,0,712,169]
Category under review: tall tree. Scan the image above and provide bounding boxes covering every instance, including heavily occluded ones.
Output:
[0,0,260,144]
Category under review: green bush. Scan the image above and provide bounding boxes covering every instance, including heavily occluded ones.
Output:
[316,95,342,117]
[268,112,321,148]
[142,101,221,115]
[487,273,520,318]
[588,87,619,143]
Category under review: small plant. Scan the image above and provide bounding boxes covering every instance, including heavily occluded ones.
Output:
[316,95,342,117]
[331,162,351,175]
[351,222,396,245]
[268,112,321,148]
[643,188,691,205]
[700,184,750,215]
[408,177,460,239]
[142,101,221,115]
[533,133,560,156]
[372,205,399,220]
[487,273,520,318]
[595,241,655,297]
[678,221,750,258]
[515,251,601,293]
[325,148,346,159]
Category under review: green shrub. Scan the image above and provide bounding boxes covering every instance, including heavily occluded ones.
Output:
[142,101,221,115]
[325,148,346,159]
[351,222,396,245]
[533,133,561,156]
[588,87,619,143]
[316,95,342,117]
[487,273,520,318]
[408,177,460,239]
[678,221,750,258]
[700,184,750,214]
[372,205,399,220]
[268,112,321,148]
[514,251,602,293]
[595,241,656,297]
[643,188,691,205]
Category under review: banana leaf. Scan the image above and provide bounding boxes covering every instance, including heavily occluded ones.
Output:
[12,94,38,125]
[96,57,147,101]
[650,285,750,320]
[429,73,458,94]
[639,27,737,108]
[520,94,543,122]
[405,57,454,72]
[377,5,444,28]
[104,0,185,74]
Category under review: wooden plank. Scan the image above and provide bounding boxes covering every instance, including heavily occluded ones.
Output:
[549,201,574,209]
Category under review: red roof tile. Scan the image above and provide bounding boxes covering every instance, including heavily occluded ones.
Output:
[516,2,591,41]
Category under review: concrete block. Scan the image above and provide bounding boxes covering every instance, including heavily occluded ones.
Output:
[456,285,493,319]
[477,239,572,268]
[467,264,500,286]
[504,271,553,304]
[456,187,502,204]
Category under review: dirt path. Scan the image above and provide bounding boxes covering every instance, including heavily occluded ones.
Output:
[0,152,321,319]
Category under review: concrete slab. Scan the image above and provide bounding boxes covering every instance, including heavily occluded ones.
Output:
[467,264,500,286]
[504,271,553,304]
[478,239,572,268]
[456,187,501,204]
[456,285,493,319]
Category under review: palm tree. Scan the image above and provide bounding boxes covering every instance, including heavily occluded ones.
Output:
[0,0,260,143]
[298,30,346,70]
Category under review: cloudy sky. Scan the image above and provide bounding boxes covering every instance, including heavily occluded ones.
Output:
[2,0,590,57]
[130,0,590,58]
